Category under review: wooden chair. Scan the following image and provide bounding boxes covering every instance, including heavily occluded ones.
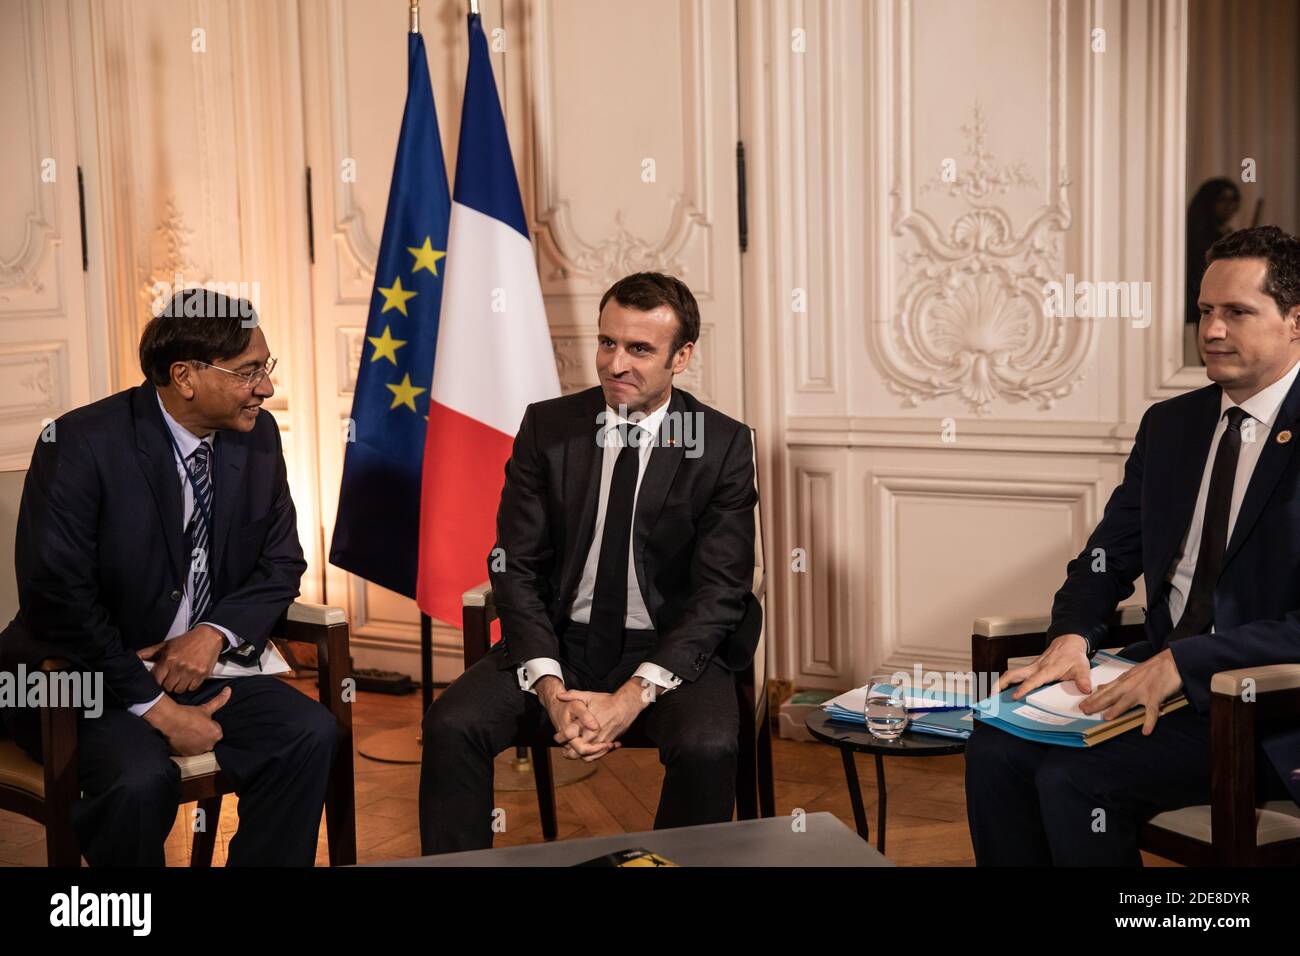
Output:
[460,434,775,838]
[971,605,1300,865]
[0,601,357,866]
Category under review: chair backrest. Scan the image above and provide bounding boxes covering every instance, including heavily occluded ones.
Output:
[0,469,24,627]
[749,429,766,707]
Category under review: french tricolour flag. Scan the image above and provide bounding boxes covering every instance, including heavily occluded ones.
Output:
[416,12,560,626]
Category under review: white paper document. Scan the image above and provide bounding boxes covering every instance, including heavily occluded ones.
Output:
[1011,705,1078,726]
[1023,656,1131,722]
[824,685,963,714]
[143,641,292,679]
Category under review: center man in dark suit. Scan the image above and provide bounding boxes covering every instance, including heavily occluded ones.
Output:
[0,289,338,866]
[419,272,758,854]
[966,226,1300,865]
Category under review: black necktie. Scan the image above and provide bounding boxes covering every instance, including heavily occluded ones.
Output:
[1169,406,1248,642]
[186,442,214,629]
[586,424,641,677]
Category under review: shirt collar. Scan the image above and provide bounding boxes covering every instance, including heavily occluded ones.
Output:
[155,389,214,460]
[1221,358,1300,430]
[602,392,672,444]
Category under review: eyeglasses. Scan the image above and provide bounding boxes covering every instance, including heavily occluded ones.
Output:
[196,356,277,390]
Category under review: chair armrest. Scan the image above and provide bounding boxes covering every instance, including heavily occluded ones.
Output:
[275,601,355,868]
[269,600,351,720]
[1210,663,1300,698]
[972,603,1145,638]
[971,604,1146,678]
[972,612,1052,638]
[286,602,347,626]
[462,581,495,609]
[31,656,80,860]
[271,601,348,646]
[461,581,498,668]
[1206,663,1300,862]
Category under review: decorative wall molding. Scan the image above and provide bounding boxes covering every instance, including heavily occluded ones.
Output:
[871,470,1103,677]
[789,0,847,396]
[529,0,715,296]
[0,0,60,303]
[1144,0,1203,399]
[790,458,848,680]
[337,326,364,394]
[785,413,1136,456]
[0,343,64,419]
[885,104,1083,415]
[321,0,380,304]
[536,201,705,288]
[864,0,1105,417]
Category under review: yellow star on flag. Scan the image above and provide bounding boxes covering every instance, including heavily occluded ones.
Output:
[407,236,446,276]
[367,325,407,365]
[385,373,427,412]
[378,276,417,315]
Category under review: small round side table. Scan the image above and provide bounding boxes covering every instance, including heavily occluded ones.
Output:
[804,710,966,854]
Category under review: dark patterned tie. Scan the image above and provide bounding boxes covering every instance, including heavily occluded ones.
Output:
[1169,406,1248,642]
[586,424,641,677]
[186,441,214,629]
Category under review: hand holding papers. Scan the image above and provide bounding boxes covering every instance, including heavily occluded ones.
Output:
[974,652,1187,746]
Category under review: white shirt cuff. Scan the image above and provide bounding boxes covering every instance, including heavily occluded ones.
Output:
[201,622,242,648]
[634,662,682,698]
[128,692,165,717]
[518,657,564,694]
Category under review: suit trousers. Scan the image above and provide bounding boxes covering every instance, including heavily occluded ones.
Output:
[418,622,740,855]
[964,706,1292,865]
[5,674,338,866]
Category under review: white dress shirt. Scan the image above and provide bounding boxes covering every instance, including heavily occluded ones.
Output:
[517,396,682,700]
[1166,359,1300,629]
[128,393,244,716]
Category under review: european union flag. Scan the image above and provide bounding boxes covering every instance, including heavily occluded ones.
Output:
[329,32,450,599]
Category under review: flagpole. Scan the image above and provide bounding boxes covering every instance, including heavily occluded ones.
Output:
[409,0,419,33]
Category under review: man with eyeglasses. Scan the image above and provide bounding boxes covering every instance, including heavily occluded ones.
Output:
[0,288,337,866]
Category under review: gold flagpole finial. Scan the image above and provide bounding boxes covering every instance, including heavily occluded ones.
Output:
[409,0,419,34]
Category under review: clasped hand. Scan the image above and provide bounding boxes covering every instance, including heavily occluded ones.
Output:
[536,676,650,762]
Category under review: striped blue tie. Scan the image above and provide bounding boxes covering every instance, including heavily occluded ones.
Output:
[187,442,213,629]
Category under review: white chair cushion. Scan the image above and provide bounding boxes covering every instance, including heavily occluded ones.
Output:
[1149,801,1300,846]
[170,752,220,780]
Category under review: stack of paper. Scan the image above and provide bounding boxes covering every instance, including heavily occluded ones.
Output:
[822,683,973,739]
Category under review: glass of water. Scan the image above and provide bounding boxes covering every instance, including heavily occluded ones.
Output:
[864,672,909,741]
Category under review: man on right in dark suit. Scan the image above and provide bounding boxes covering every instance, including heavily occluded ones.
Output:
[419,272,758,855]
[965,226,1300,865]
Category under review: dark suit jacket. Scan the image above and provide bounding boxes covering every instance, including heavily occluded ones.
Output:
[0,382,306,709]
[1047,375,1300,805]
[489,385,757,683]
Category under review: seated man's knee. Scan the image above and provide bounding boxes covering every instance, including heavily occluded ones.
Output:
[1033,752,1094,803]
[966,724,1043,782]
[106,758,180,807]
[964,723,1009,778]
[421,691,474,746]
[664,725,738,768]
[302,702,339,757]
